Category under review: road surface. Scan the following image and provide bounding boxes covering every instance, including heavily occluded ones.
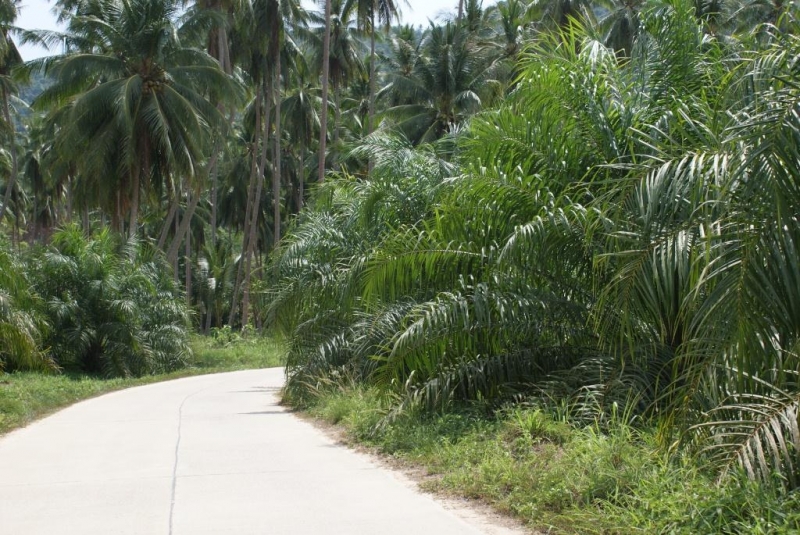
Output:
[0,368,521,534]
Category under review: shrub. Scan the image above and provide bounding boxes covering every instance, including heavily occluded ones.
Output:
[28,226,191,377]
[0,241,52,372]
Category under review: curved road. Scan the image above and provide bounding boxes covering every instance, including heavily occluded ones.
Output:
[0,369,519,535]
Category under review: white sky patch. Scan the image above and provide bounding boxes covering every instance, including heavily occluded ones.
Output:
[14,0,488,61]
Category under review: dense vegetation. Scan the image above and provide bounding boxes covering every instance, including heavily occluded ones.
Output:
[1,0,800,530]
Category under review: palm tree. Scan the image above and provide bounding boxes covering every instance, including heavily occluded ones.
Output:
[384,21,494,144]
[0,0,21,227]
[240,0,308,328]
[526,0,596,31]
[281,60,318,211]
[31,225,191,376]
[196,233,236,332]
[266,0,306,245]
[383,24,421,99]
[0,241,51,372]
[31,0,239,239]
[310,0,365,163]
[596,0,644,56]
[193,0,242,248]
[318,0,332,182]
[493,0,529,59]
[344,0,400,150]
[271,3,800,491]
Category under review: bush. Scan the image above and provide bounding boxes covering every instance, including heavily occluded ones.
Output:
[0,241,52,372]
[28,226,191,377]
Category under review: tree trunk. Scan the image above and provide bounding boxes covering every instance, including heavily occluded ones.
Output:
[158,197,179,250]
[368,5,377,175]
[82,202,89,235]
[204,289,214,333]
[66,180,74,222]
[128,165,140,239]
[296,140,305,211]
[209,20,231,248]
[334,81,341,165]
[241,79,272,330]
[210,141,219,247]
[113,190,122,234]
[167,185,199,267]
[273,58,282,247]
[185,226,192,306]
[458,0,464,22]
[167,144,223,267]
[229,86,264,327]
[0,88,17,226]
[318,0,332,183]
[173,208,179,283]
[32,187,38,242]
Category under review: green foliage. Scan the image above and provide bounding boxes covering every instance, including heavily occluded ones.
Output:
[26,0,241,235]
[273,0,800,497]
[29,226,192,377]
[189,330,286,369]
[0,240,51,372]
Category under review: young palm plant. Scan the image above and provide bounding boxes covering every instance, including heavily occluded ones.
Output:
[30,226,191,377]
[0,241,52,372]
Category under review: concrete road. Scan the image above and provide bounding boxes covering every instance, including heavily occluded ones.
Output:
[0,369,519,535]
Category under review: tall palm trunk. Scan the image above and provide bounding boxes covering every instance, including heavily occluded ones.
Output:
[241,77,272,329]
[228,86,263,327]
[209,139,220,247]
[368,4,377,151]
[273,57,282,246]
[0,88,17,225]
[318,0,332,183]
[367,8,377,174]
[296,139,305,210]
[158,196,179,250]
[185,226,191,306]
[166,140,221,266]
[128,165,140,239]
[113,190,122,234]
[81,202,90,235]
[167,183,200,266]
[333,81,341,168]
[210,24,232,248]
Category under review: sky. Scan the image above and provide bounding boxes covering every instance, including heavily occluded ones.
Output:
[13,0,464,61]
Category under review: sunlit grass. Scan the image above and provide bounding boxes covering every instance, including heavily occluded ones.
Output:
[305,386,800,535]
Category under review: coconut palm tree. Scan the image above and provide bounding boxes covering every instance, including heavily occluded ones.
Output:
[310,0,365,162]
[281,58,318,211]
[384,21,494,144]
[344,0,400,146]
[318,0,332,182]
[31,0,240,239]
[0,0,21,227]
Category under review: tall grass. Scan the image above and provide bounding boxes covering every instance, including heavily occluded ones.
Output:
[307,386,800,534]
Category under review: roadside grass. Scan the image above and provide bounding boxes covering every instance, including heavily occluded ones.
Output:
[304,387,800,535]
[0,333,285,435]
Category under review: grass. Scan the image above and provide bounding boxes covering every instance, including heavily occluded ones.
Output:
[0,332,284,435]
[303,386,800,535]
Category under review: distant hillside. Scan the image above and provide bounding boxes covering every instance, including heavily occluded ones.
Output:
[18,71,52,107]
